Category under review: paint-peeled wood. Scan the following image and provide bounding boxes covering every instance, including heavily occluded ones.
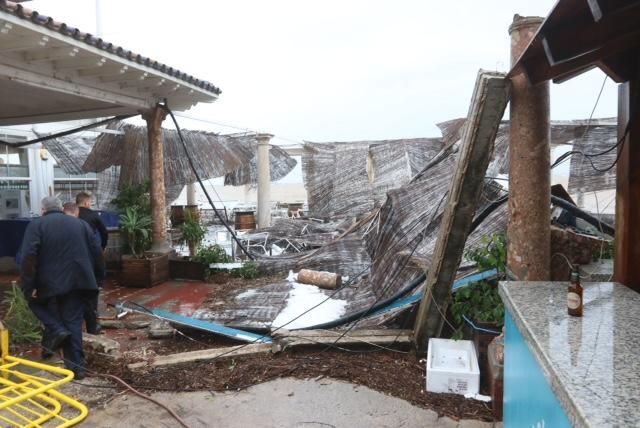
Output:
[297,269,342,290]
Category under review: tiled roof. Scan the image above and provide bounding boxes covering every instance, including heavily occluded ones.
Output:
[0,0,221,95]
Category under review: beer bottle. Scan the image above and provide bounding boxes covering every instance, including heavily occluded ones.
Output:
[567,268,583,317]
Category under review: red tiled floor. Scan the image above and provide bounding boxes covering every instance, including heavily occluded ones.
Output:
[100,276,214,317]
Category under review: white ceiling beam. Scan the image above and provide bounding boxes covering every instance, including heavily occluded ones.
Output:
[24,46,80,63]
[0,34,50,52]
[0,106,136,126]
[0,62,151,108]
[54,56,107,71]
[1,13,216,100]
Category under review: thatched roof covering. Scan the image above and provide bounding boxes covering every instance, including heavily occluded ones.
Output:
[302,118,618,218]
[42,134,94,175]
[82,122,297,189]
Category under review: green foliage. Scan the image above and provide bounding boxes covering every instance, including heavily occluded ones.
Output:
[119,207,153,257]
[111,181,151,216]
[449,232,507,339]
[450,281,504,326]
[595,240,615,261]
[194,244,231,265]
[465,232,507,279]
[2,283,42,345]
[230,262,259,280]
[181,212,206,257]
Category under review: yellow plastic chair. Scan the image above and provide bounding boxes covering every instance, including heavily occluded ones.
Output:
[0,322,88,427]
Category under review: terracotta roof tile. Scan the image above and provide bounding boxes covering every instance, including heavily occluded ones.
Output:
[0,0,221,95]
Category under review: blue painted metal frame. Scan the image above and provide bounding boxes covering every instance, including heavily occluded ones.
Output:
[116,304,272,344]
[368,269,498,318]
[504,311,571,428]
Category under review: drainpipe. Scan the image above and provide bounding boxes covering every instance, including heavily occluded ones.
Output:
[507,15,551,280]
[256,134,273,228]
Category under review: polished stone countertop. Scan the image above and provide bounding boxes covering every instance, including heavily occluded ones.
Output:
[499,281,640,428]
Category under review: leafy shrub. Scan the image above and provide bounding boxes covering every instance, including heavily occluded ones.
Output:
[449,232,507,339]
[181,212,206,257]
[465,232,507,279]
[194,244,230,265]
[2,283,42,345]
[111,181,151,216]
[119,207,153,257]
[231,262,259,280]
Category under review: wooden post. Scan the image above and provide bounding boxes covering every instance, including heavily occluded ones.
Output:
[143,106,170,254]
[413,71,511,354]
[507,16,551,281]
[614,79,640,291]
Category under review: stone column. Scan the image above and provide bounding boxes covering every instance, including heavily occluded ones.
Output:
[186,183,197,206]
[143,106,170,254]
[507,15,551,281]
[256,133,273,228]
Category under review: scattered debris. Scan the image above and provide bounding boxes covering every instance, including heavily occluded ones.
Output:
[148,320,174,339]
[271,329,412,353]
[83,333,121,358]
[297,268,342,290]
[127,343,272,370]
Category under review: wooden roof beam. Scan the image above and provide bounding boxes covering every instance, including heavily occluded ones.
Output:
[524,29,640,84]
[588,0,640,22]
[542,4,640,65]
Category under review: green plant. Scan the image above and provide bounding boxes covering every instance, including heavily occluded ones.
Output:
[2,283,42,345]
[119,207,153,257]
[231,262,259,280]
[450,281,504,335]
[465,232,507,278]
[181,212,206,257]
[449,232,507,339]
[194,244,231,265]
[111,181,151,216]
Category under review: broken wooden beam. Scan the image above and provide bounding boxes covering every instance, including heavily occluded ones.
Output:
[272,329,412,353]
[127,343,272,370]
[413,70,511,354]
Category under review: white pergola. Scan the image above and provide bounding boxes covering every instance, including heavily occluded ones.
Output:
[0,2,219,126]
[0,1,220,252]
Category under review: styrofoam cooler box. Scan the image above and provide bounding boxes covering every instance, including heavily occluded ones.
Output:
[426,338,480,395]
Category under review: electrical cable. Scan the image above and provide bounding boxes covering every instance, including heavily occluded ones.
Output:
[31,339,193,428]
[0,115,136,148]
[161,103,254,259]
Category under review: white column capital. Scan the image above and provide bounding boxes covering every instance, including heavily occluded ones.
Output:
[256,133,274,146]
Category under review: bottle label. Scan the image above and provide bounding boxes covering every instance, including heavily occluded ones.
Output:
[567,292,581,310]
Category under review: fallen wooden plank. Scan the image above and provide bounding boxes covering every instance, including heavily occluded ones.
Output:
[128,343,272,370]
[413,70,511,354]
[273,329,412,352]
[274,329,412,338]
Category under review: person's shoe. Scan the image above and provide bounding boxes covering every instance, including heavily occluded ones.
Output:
[74,371,85,381]
[87,324,102,335]
[41,348,54,359]
[48,331,71,352]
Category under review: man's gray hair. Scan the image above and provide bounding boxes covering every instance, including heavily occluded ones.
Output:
[41,196,63,212]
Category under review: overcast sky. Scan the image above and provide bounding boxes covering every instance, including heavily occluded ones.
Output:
[29,0,619,145]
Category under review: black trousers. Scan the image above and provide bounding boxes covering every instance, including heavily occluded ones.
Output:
[83,290,100,334]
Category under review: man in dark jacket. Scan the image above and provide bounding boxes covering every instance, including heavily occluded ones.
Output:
[76,192,108,250]
[20,196,104,379]
[76,192,108,334]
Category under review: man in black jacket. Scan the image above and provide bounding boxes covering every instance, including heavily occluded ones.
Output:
[20,196,104,379]
[76,192,108,250]
[76,192,108,334]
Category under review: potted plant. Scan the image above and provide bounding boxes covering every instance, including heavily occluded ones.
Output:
[115,182,169,288]
[169,212,210,280]
[450,233,506,351]
[194,244,231,283]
